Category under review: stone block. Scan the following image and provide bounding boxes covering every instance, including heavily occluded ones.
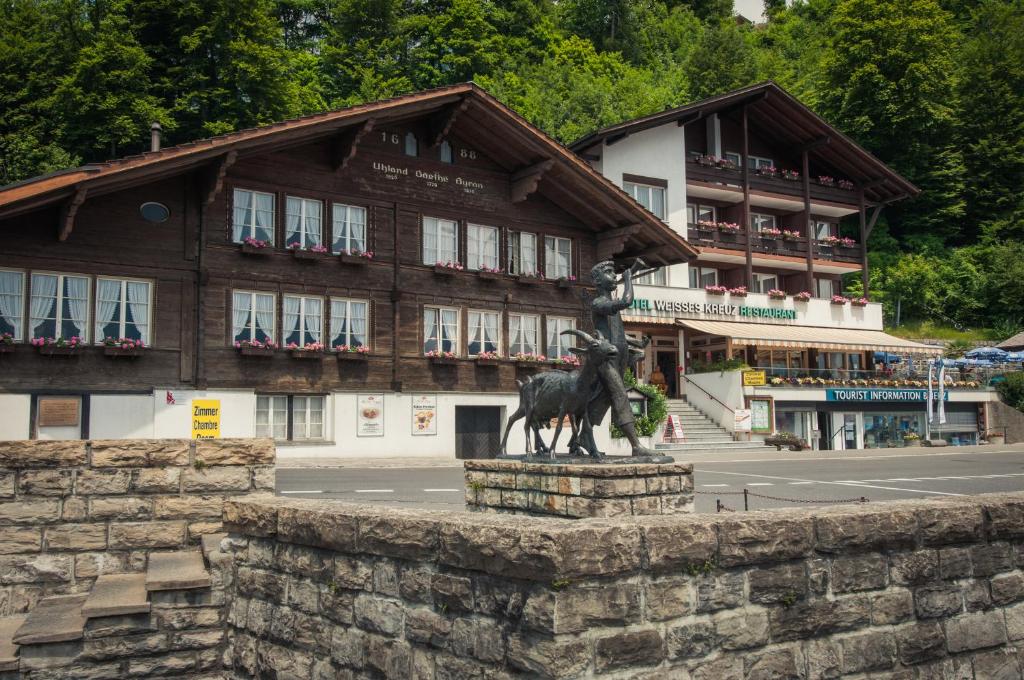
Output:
[991,572,1024,605]
[90,439,190,467]
[320,584,355,625]
[0,472,12,498]
[0,527,41,554]
[841,630,897,673]
[61,497,87,521]
[182,465,251,492]
[552,583,641,634]
[914,583,964,618]
[695,571,745,613]
[334,555,373,591]
[0,440,86,468]
[944,610,1008,652]
[154,606,221,630]
[75,469,131,495]
[714,610,769,650]
[88,497,152,521]
[223,498,278,537]
[745,647,801,680]
[985,497,1024,540]
[188,520,222,540]
[918,504,984,546]
[253,465,276,491]
[646,475,681,494]
[269,605,328,652]
[486,471,517,489]
[80,632,169,660]
[972,542,1014,576]
[690,656,742,680]
[506,633,589,679]
[870,588,914,625]
[815,507,917,552]
[449,616,504,663]
[768,595,870,642]
[359,513,440,560]
[644,578,694,621]
[964,579,992,611]
[74,552,131,579]
[580,476,648,497]
[631,495,662,515]
[564,496,631,517]
[499,489,528,510]
[660,494,694,514]
[153,495,223,520]
[127,651,196,676]
[244,599,273,637]
[194,438,275,465]
[1005,602,1024,641]
[890,550,939,585]
[971,648,1023,680]
[108,521,185,549]
[430,573,473,613]
[373,561,400,598]
[595,629,665,672]
[257,639,314,677]
[275,543,332,580]
[0,553,73,584]
[642,518,717,572]
[0,499,60,524]
[18,469,73,496]
[803,639,842,680]
[277,505,357,553]
[939,546,973,580]
[666,619,715,660]
[748,562,808,604]
[716,515,814,567]
[353,594,404,637]
[45,523,108,551]
[831,553,888,592]
[557,476,581,495]
[404,607,451,647]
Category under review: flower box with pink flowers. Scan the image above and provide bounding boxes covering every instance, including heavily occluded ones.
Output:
[705,285,728,296]
[32,336,83,356]
[0,332,14,353]
[557,275,577,289]
[728,286,748,298]
[551,355,581,371]
[475,351,500,365]
[850,297,869,307]
[288,243,330,260]
[767,289,787,300]
[339,249,374,265]
[782,230,802,241]
[515,272,542,286]
[794,291,813,302]
[717,222,743,234]
[103,337,145,357]
[240,237,272,255]
[235,339,278,357]
[426,350,458,365]
[831,295,851,306]
[512,352,546,364]
[476,266,503,280]
[288,342,325,359]
[760,228,783,239]
[433,262,464,276]
[334,344,370,360]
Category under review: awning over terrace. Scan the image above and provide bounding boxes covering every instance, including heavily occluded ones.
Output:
[677,320,943,354]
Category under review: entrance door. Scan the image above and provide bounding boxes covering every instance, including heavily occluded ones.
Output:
[817,412,831,450]
[455,406,501,459]
[841,413,858,450]
[656,351,678,397]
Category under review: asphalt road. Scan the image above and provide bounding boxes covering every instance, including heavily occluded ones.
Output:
[275,447,1024,514]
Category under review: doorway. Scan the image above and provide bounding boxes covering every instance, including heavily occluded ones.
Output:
[656,351,678,397]
[454,406,501,459]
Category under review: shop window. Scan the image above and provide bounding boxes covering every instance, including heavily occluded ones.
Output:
[467,224,500,271]
[424,306,459,355]
[0,269,25,341]
[544,236,572,279]
[232,291,275,344]
[508,231,537,275]
[256,395,324,441]
[285,196,323,249]
[332,204,367,254]
[440,140,453,164]
[753,273,778,294]
[30,273,90,341]
[330,298,368,349]
[751,213,776,232]
[509,313,539,355]
[624,181,666,219]
[423,216,458,265]
[689,267,718,288]
[95,278,151,345]
[546,316,575,359]
[468,310,500,356]
[232,188,275,244]
[404,132,418,157]
[283,295,323,347]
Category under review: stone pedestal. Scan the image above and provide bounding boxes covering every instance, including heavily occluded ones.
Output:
[464,459,694,518]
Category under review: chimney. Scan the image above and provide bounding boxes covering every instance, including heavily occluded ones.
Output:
[150,122,162,152]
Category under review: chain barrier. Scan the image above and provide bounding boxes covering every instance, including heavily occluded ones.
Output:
[699,487,869,512]
[715,499,736,512]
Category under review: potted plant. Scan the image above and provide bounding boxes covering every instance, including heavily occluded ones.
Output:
[433,261,464,276]
[838,179,855,191]
[838,237,858,249]
[986,430,1006,446]
[696,220,717,233]
[831,295,850,306]
[339,249,374,265]
[717,222,743,235]
[557,275,577,289]
[903,432,921,447]
[515,271,542,286]
[817,176,836,187]
[782,229,802,241]
[476,265,503,281]
[705,284,728,296]
[550,355,581,370]
[728,286,748,298]
[240,236,271,255]
[103,336,145,357]
[234,338,278,356]
[756,165,778,178]
[31,336,82,356]
[288,341,325,359]
[334,344,370,360]
[794,291,812,302]
[475,350,500,365]
[768,289,787,300]
[780,169,800,181]
[288,243,329,260]
[512,352,546,366]
[426,349,458,365]
[851,297,869,307]
[760,227,783,240]
[0,332,13,353]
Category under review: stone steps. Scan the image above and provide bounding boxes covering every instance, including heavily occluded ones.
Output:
[82,573,150,618]
[12,594,88,646]
[146,550,212,591]
[660,397,771,452]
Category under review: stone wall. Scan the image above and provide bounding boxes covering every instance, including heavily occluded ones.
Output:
[0,438,274,617]
[221,492,1024,679]
[990,398,1024,444]
[464,460,694,518]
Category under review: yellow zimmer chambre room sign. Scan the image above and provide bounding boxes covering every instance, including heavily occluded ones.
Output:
[191,399,221,439]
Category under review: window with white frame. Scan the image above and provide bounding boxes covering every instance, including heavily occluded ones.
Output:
[292,395,325,440]
[546,316,576,359]
[725,152,775,169]
[624,181,666,219]
[815,277,835,298]
[332,204,367,254]
[0,269,25,341]
[256,396,288,439]
[688,267,718,288]
[30,273,90,341]
[423,216,458,265]
[285,196,322,248]
[232,291,275,344]
[687,203,716,225]
[508,231,537,275]
[439,140,453,164]
[405,132,418,157]
[753,273,779,294]
[467,224,500,271]
[232,188,275,244]
[544,236,572,279]
[814,221,833,240]
[95,278,151,344]
[508,313,539,355]
[282,295,323,347]
[424,306,459,354]
[751,213,777,232]
[330,298,368,349]
[468,310,500,356]
[637,267,667,286]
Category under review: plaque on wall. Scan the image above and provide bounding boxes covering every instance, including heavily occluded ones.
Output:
[38,397,80,427]
[358,394,385,437]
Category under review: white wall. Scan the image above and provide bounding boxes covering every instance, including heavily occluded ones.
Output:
[683,371,745,433]
[153,389,257,439]
[0,394,30,440]
[90,395,155,439]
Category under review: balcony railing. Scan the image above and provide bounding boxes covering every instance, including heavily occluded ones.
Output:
[687,159,860,205]
[686,224,862,264]
[755,367,989,389]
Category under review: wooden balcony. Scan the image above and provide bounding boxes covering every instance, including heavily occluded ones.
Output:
[686,225,862,265]
[686,161,861,208]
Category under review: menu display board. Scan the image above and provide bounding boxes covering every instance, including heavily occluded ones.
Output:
[748,397,774,434]
[357,394,385,437]
[411,395,437,436]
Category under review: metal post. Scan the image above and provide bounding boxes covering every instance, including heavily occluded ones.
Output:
[716,499,722,513]
[743,488,749,511]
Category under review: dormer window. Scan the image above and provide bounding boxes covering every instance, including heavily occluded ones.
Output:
[440,140,453,164]
[405,132,418,157]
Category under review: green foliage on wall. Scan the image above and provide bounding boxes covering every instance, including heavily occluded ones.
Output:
[997,373,1024,413]
[611,369,668,439]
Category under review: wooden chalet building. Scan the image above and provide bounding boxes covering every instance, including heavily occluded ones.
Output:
[0,83,695,458]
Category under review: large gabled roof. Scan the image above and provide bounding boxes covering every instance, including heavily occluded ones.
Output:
[570,81,918,205]
[0,83,697,265]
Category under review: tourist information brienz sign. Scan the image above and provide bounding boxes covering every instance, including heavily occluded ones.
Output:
[628,298,797,320]
[826,388,949,402]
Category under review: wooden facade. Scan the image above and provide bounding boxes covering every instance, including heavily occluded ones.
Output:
[0,84,695,405]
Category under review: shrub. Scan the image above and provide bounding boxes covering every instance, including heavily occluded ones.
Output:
[997,372,1024,412]
[611,369,667,438]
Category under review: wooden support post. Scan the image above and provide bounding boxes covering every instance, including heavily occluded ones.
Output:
[802,149,814,292]
[331,119,375,173]
[58,187,88,241]
[859,189,869,296]
[428,100,468,147]
[203,151,237,205]
[742,106,752,288]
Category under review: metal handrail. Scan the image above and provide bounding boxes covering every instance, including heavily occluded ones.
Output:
[683,377,735,414]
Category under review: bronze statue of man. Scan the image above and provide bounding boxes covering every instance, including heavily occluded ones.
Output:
[577,259,657,457]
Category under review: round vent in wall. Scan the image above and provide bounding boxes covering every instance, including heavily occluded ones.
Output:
[139,202,170,223]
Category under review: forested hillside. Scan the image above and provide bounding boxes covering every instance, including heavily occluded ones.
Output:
[1,0,1021,337]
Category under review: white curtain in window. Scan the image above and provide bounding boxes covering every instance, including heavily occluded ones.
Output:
[423,218,438,264]
[423,308,438,351]
[64,276,88,339]
[232,293,250,339]
[30,274,57,337]
[524,316,537,353]
[521,233,536,274]
[0,271,23,338]
[303,200,321,247]
[96,280,121,341]
[303,298,322,344]
[509,314,521,353]
[439,220,457,262]
[285,197,302,246]
[254,192,274,242]
[441,309,457,352]
[126,281,150,343]
[330,299,348,345]
[482,312,498,352]
[254,294,274,340]
[350,301,367,346]
[283,297,301,343]
[350,208,366,251]
[233,189,252,242]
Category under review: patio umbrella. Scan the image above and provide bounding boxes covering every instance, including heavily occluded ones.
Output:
[965,347,1010,361]
[1005,351,1024,363]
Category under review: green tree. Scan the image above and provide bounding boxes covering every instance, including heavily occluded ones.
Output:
[684,20,758,99]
